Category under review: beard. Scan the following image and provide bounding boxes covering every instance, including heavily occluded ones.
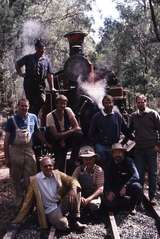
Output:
[114,156,123,164]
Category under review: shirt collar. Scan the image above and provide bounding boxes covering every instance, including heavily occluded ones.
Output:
[136,107,151,114]
[101,108,114,116]
[16,113,29,121]
[39,171,54,179]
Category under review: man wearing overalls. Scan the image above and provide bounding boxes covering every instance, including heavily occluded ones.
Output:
[73,146,104,213]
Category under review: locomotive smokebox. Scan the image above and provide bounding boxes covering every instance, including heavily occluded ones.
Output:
[63,31,93,111]
[64,31,92,85]
[64,31,87,56]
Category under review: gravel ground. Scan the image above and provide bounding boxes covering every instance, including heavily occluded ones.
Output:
[116,211,159,239]
[0,177,18,239]
[1,164,160,239]
[5,209,160,239]
[1,179,160,239]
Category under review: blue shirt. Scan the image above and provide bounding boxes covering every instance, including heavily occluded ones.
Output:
[89,110,133,146]
[16,53,53,91]
[5,113,39,144]
[104,157,140,193]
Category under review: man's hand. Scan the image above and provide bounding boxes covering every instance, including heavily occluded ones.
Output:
[51,87,58,93]
[155,144,160,153]
[119,186,127,196]
[19,72,25,78]
[106,191,115,202]
[81,197,90,206]
[71,126,81,133]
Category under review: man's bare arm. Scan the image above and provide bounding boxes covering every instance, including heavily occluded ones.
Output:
[47,73,56,91]
[15,63,25,77]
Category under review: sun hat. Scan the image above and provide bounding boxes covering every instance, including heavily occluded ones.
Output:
[79,146,96,158]
[112,143,125,151]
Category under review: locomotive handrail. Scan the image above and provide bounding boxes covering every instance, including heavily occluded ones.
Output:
[76,94,95,117]
[80,94,94,104]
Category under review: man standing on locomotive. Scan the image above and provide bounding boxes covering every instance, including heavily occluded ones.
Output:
[15,39,54,115]
[89,95,134,172]
[46,94,83,173]
[129,94,160,205]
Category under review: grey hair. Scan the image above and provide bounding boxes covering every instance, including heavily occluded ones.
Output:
[39,154,55,166]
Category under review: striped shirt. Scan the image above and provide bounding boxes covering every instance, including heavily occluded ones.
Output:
[73,164,104,189]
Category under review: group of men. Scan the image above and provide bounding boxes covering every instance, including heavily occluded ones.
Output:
[3,39,160,233]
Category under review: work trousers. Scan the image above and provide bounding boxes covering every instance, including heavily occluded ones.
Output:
[134,147,157,200]
[10,144,37,199]
[53,131,83,174]
[95,143,112,175]
[105,182,143,210]
[46,192,81,230]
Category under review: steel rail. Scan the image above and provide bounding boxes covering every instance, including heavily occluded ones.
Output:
[108,211,120,239]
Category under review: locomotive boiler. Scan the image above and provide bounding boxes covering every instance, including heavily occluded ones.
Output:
[43,31,128,136]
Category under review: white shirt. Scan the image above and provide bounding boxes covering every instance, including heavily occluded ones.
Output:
[36,172,60,214]
[46,107,75,131]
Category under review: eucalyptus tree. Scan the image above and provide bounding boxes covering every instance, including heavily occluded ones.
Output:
[95,0,160,100]
[0,0,95,105]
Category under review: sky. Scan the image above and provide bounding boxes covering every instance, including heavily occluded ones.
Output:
[90,0,119,42]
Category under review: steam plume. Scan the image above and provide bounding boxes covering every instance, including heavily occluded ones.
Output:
[21,20,45,55]
[78,76,106,108]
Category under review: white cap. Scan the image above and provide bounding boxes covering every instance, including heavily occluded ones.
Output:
[79,146,96,158]
[112,143,125,151]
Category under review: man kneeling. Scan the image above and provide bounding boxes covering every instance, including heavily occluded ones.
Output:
[104,143,142,215]
[12,155,87,232]
[73,146,104,215]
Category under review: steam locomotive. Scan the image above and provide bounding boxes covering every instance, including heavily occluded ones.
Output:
[33,31,133,161]
[43,31,128,136]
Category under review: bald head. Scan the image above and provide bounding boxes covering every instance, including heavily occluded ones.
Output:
[40,156,55,177]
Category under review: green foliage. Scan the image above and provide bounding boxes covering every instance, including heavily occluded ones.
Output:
[95,0,160,103]
[0,0,95,106]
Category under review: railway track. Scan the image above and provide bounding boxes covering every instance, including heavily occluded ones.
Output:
[107,194,160,239]
[3,195,160,239]
[1,141,160,238]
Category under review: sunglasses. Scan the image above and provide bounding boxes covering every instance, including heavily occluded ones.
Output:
[43,164,53,168]
[83,157,94,161]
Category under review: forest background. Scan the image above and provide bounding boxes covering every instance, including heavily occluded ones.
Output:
[1,0,160,111]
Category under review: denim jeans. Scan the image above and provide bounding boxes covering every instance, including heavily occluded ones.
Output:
[105,182,142,210]
[134,147,157,200]
[95,143,112,175]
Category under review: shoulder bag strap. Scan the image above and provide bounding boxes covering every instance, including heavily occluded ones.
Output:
[52,112,61,132]
[12,116,19,129]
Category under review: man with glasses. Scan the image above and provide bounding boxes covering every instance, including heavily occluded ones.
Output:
[12,155,87,233]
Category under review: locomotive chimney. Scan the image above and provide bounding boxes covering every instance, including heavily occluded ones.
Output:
[64,31,87,56]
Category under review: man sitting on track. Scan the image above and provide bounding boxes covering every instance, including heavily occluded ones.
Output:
[104,143,142,215]
[12,155,87,232]
[73,146,104,215]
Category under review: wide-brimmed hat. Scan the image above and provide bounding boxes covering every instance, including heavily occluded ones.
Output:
[112,143,126,151]
[79,146,96,158]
